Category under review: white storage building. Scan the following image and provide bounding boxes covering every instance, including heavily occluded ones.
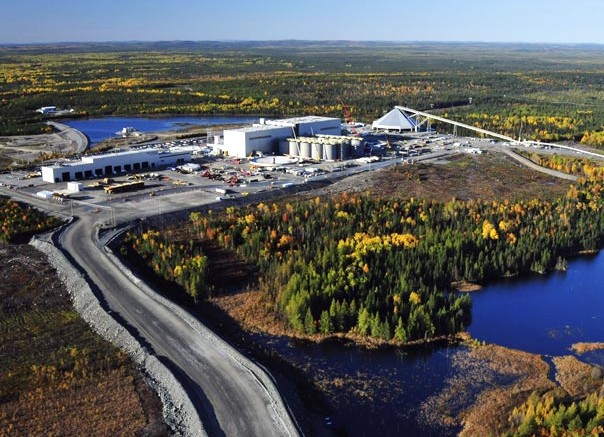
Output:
[221,116,341,158]
[223,124,293,158]
[41,149,190,183]
[372,108,417,132]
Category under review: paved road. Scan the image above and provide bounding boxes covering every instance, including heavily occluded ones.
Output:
[3,188,298,437]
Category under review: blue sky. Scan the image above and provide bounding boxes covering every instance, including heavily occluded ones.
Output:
[2,0,603,44]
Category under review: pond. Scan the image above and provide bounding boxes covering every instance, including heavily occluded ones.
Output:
[469,251,604,361]
[63,116,257,144]
[255,251,604,436]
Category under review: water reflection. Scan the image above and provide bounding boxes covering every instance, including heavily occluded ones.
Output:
[250,252,604,436]
[64,116,258,144]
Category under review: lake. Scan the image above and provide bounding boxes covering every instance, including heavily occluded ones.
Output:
[63,116,257,144]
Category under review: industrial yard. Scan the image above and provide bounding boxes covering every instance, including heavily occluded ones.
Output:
[0,125,531,209]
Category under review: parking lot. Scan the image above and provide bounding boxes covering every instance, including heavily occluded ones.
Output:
[0,131,518,215]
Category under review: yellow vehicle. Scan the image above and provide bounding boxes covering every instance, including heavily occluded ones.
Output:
[104,181,144,194]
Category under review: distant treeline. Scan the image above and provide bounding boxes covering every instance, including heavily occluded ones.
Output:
[2,42,604,146]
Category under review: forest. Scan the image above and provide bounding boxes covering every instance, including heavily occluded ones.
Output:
[2,41,604,147]
[504,390,604,436]
[0,195,59,242]
[123,172,604,344]
[519,150,604,178]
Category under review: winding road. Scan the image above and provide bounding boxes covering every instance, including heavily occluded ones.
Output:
[65,214,297,436]
[4,188,298,437]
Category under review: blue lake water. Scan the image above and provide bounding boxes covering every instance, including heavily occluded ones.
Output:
[63,116,257,144]
[469,251,604,358]
[254,334,461,437]
[261,251,604,436]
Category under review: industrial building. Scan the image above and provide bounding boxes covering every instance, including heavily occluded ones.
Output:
[36,106,57,114]
[221,116,341,158]
[372,108,417,131]
[41,149,190,183]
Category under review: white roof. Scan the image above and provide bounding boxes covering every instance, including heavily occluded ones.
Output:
[266,116,340,126]
[372,108,416,131]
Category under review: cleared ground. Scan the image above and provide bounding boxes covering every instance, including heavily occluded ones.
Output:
[316,152,571,202]
[0,244,168,436]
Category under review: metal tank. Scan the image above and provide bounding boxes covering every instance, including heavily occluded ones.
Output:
[351,138,364,157]
[311,141,323,160]
[340,140,351,160]
[324,141,337,161]
[279,140,289,155]
[288,139,300,156]
[300,141,311,159]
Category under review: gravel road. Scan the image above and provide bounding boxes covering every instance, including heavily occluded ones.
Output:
[31,212,298,437]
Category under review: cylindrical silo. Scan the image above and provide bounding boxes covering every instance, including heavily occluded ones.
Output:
[289,139,300,156]
[300,141,311,159]
[279,140,289,155]
[351,138,364,157]
[340,142,351,160]
[311,141,322,160]
[324,142,337,161]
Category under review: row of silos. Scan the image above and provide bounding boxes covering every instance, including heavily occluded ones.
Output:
[280,136,365,161]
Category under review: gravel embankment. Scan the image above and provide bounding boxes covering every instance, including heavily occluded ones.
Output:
[503,148,578,181]
[30,228,206,437]
[47,121,89,153]
[102,236,300,437]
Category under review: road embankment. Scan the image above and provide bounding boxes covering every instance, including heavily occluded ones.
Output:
[102,230,301,437]
[503,148,578,181]
[47,121,89,153]
[30,225,205,437]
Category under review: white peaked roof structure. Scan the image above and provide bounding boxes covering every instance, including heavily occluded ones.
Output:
[372,107,417,131]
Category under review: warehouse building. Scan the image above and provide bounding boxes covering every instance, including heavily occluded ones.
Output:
[221,116,341,158]
[41,149,190,183]
[372,107,417,132]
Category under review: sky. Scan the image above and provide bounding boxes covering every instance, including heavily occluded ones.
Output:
[2,0,604,45]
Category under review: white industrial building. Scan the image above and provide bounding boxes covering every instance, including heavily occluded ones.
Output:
[372,108,417,132]
[41,149,190,183]
[36,106,57,114]
[221,116,341,158]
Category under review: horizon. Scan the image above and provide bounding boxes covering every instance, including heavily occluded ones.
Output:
[3,0,604,45]
[2,39,604,48]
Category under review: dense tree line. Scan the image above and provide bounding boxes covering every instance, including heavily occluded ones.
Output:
[123,229,207,303]
[144,175,604,343]
[519,151,604,178]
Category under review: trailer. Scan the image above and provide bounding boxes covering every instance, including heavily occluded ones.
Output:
[104,180,144,194]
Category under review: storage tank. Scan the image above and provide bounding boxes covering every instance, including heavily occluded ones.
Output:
[288,139,300,156]
[339,142,351,160]
[311,141,323,160]
[300,141,311,159]
[279,140,289,155]
[324,142,337,161]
